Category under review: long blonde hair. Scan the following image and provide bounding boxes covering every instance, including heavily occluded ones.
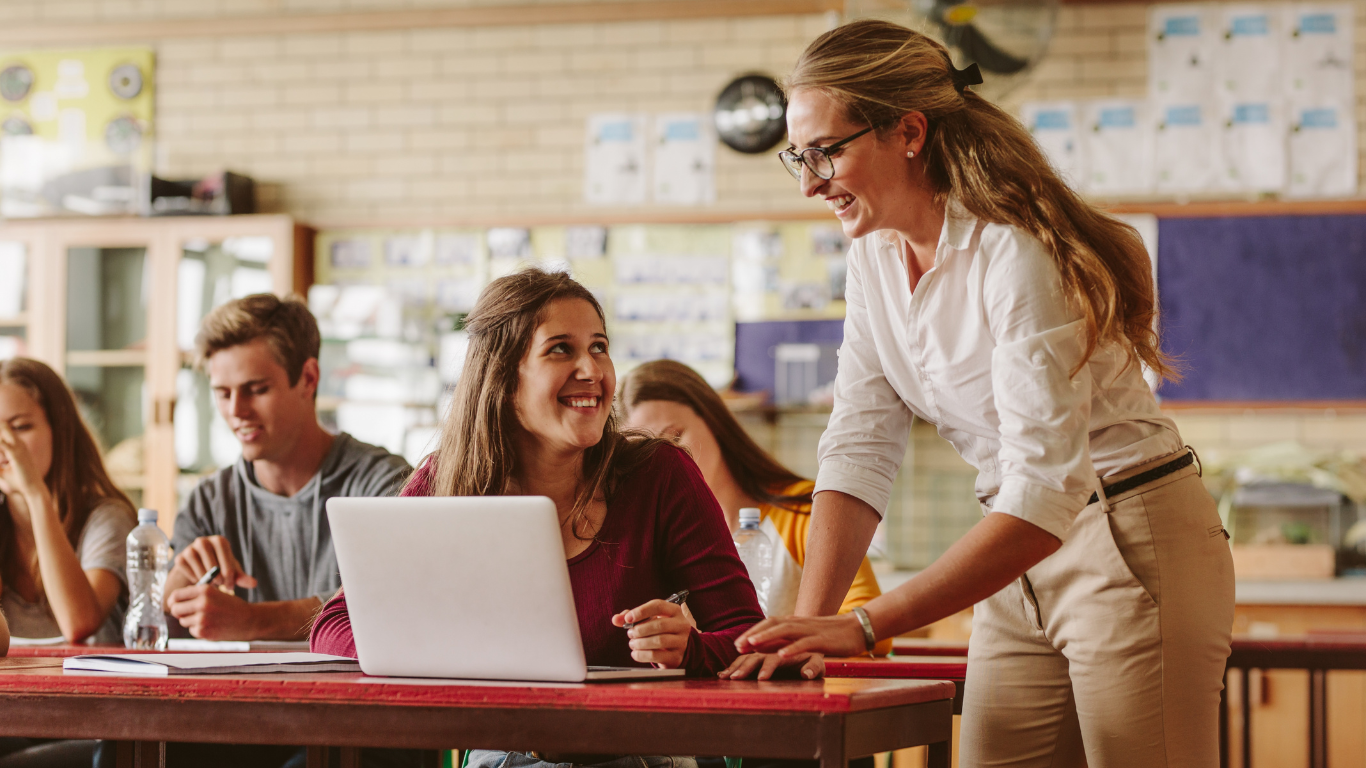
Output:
[787,19,1174,380]
[0,358,135,590]
[406,269,666,539]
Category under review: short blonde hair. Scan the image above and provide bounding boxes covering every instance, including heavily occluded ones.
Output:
[195,293,319,385]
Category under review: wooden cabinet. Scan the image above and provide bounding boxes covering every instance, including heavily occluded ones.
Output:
[0,215,312,535]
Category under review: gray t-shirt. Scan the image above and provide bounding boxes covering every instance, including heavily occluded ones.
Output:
[171,433,411,606]
[1,500,136,645]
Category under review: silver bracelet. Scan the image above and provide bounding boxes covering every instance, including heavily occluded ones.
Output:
[851,606,876,652]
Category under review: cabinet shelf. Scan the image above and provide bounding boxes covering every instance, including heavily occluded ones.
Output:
[66,349,147,367]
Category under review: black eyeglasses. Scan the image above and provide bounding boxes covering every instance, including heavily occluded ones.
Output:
[778,126,876,181]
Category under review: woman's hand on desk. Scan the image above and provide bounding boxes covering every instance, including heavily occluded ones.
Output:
[719,651,825,681]
[613,599,692,669]
[734,613,866,659]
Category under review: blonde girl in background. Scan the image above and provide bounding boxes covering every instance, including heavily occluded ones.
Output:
[619,359,892,676]
[729,19,1234,768]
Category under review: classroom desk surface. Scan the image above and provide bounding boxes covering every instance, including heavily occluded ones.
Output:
[825,657,967,716]
[0,656,956,768]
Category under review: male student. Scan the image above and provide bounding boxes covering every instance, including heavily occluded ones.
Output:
[163,293,411,640]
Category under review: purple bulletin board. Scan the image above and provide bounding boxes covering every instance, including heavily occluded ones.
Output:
[1156,214,1366,401]
[733,319,845,396]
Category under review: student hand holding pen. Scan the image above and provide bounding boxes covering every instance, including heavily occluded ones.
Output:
[611,590,692,669]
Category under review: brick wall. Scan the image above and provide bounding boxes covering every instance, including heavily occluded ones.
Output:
[4,0,1363,222]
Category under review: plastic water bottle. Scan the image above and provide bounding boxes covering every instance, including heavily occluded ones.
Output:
[733,507,775,615]
[123,508,170,650]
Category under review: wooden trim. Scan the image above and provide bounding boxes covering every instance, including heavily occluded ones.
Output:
[0,0,841,45]
[0,314,25,329]
[1160,400,1366,413]
[66,349,148,367]
[310,207,833,230]
[1107,198,1366,218]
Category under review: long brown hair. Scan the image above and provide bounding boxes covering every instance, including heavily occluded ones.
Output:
[787,19,1175,380]
[618,359,811,512]
[0,358,135,588]
[407,269,666,538]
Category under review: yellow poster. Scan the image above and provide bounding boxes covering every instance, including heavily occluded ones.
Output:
[0,47,155,217]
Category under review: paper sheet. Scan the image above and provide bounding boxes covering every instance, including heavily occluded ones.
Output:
[1283,4,1354,102]
[1150,4,1217,102]
[651,113,715,206]
[1154,102,1220,193]
[1287,99,1357,197]
[1021,102,1084,189]
[1080,100,1155,195]
[1217,5,1282,100]
[584,113,647,206]
[1218,99,1288,192]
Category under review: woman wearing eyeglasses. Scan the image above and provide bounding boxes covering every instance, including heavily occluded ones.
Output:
[725,20,1234,768]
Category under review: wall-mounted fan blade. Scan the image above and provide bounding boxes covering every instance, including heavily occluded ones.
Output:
[941,23,1030,74]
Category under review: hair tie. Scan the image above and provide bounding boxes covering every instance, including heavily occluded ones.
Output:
[949,61,984,93]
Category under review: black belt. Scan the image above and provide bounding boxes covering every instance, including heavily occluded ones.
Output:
[1087,449,1195,506]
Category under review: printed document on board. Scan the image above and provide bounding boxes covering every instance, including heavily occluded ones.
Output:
[1021,101,1084,190]
[1081,99,1155,195]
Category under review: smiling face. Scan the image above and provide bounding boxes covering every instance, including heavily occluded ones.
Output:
[207,337,320,464]
[512,298,616,459]
[0,382,53,490]
[785,88,928,239]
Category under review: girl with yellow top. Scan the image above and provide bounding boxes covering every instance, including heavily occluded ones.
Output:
[619,359,891,675]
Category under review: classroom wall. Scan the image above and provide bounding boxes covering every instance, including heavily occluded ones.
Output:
[5,0,1365,224]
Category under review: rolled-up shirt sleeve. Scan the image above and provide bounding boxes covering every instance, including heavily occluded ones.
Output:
[815,241,913,517]
[983,233,1097,540]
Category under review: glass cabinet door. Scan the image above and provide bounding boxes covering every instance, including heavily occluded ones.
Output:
[173,236,275,506]
[65,246,151,505]
[0,240,27,360]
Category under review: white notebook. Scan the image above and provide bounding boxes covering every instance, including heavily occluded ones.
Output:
[63,652,361,676]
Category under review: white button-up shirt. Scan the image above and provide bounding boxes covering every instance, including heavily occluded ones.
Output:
[814,207,1182,540]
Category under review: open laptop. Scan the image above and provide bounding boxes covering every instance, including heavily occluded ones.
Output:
[327,496,685,683]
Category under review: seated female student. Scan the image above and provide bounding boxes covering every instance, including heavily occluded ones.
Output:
[312,269,765,768]
[0,358,137,765]
[619,360,891,678]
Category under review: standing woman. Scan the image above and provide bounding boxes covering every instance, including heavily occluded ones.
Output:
[730,20,1234,768]
[0,358,136,646]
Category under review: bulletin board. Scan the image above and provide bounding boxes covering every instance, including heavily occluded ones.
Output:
[1157,213,1366,401]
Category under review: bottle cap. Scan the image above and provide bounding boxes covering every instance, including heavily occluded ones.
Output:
[738,507,761,527]
[137,508,158,524]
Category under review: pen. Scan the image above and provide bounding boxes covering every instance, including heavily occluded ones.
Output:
[196,565,221,587]
[624,589,689,630]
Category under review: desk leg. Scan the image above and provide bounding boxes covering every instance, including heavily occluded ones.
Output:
[816,716,846,768]
[113,741,165,768]
[1309,669,1327,768]
[927,741,951,768]
[340,747,362,768]
[1241,668,1252,768]
[307,746,332,768]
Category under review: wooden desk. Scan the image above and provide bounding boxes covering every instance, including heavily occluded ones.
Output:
[890,639,968,658]
[825,657,967,716]
[0,657,956,768]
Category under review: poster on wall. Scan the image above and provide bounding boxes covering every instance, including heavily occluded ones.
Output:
[1287,100,1356,197]
[584,113,647,206]
[1021,102,1083,189]
[1154,103,1219,193]
[1081,100,1154,195]
[1149,5,1216,102]
[0,47,155,217]
[651,113,715,206]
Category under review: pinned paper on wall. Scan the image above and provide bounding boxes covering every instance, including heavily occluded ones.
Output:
[1082,100,1155,195]
[1220,100,1287,191]
[1284,4,1354,101]
[1288,100,1357,197]
[1021,102,1083,188]
[1155,103,1219,192]
[584,113,647,206]
[1218,6,1281,99]
[652,113,715,206]
[1150,5,1216,101]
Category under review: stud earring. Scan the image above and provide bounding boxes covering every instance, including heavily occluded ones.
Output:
[906,151,916,158]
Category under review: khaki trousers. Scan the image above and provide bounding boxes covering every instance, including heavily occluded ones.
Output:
[958,454,1236,768]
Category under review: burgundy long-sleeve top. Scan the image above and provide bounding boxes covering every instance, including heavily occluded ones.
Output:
[311,443,765,676]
